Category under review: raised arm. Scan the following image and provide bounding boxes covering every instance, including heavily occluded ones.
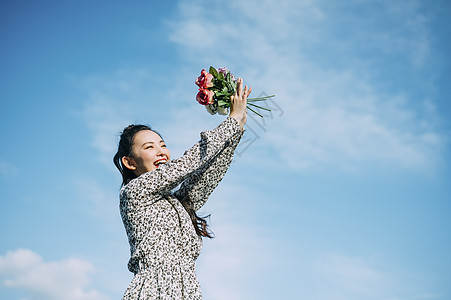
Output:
[173,77,251,209]
[173,78,251,209]
[121,116,243,203]
[174,129,243,211]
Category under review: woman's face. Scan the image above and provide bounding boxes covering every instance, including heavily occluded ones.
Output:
[125,130,171,176]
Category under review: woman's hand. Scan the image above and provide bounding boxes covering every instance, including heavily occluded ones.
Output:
[229,78,252,129]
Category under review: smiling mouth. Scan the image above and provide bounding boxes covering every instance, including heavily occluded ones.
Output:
[154,158,167,168]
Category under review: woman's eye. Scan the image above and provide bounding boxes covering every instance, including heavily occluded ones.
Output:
[161,144,166,148]
[146,146,153,149]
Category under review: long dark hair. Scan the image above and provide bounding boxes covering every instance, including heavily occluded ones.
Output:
[113,124,213,238]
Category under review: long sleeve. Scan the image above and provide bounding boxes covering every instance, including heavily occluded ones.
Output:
[174,129,244,211]
[120,116,243,206]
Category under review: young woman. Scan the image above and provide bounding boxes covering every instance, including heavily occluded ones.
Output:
[114,78,251,299]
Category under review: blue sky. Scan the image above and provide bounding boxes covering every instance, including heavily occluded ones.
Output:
[1,0,450,299]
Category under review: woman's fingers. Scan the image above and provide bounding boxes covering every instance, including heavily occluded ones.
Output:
[246,86,252,98]
[243,85,252,99]
[229,78,248,128]
[236,78,243,97]
[235,78,252,99]
[235,78,252,101]
[231,78,251,107]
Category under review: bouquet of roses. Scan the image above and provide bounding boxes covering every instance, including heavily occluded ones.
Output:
[195,66,275,117]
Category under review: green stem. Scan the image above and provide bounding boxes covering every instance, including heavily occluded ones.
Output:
[247,95,276,102]
[247,102,271,111]
[246,105,263,118]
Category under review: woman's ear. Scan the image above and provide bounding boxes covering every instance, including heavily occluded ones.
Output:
[122,156,137,170]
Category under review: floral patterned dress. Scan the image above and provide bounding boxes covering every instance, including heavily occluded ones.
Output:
[120,117,244,299]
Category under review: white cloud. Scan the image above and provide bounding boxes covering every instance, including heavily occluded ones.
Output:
[385,0,431,68]
[0,249,110,300]
[167,0,446,173]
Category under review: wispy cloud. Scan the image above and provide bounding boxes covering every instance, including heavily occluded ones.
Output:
[167,0,446,173]
[0,249,110,300]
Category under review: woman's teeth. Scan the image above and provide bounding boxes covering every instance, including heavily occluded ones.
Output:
[154,159,167,166]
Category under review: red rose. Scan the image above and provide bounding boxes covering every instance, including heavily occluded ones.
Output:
[195,69,214,88]
[196,88,215,105]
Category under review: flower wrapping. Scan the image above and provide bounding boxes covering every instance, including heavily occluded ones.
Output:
[195,66,275,117]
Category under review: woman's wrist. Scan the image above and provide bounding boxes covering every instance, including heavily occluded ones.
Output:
[229,112,245,129]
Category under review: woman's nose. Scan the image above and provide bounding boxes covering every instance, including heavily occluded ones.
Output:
[155,145,164,155]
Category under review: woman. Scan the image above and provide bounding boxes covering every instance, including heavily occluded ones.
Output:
[114,78,251,299]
